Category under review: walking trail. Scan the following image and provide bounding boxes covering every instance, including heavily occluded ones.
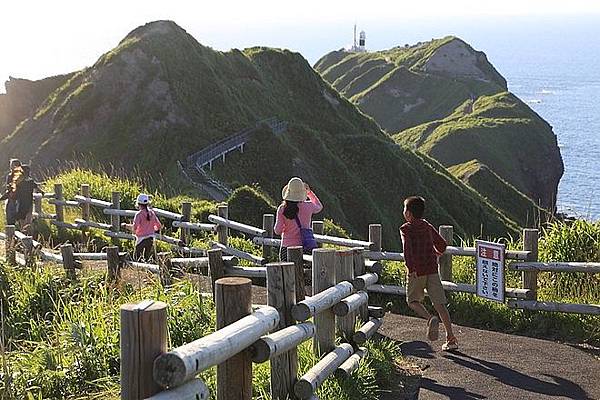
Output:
[378,313,600,400]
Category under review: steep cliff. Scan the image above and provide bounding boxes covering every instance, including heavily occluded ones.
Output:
[0,21,519,245]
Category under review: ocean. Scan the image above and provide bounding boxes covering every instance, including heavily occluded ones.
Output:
[473,19,600,221]
[357,16,600,221]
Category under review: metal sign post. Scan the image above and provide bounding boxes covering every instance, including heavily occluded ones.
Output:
[476,240,506,303]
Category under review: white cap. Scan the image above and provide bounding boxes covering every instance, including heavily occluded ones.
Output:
[137,193,151,205]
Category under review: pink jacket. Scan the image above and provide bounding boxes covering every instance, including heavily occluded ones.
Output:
[133,208,162,244]
[274,191,323,247]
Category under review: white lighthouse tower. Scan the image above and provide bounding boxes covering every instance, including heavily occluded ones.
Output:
[359,30,366,51]
[351,24,367,52]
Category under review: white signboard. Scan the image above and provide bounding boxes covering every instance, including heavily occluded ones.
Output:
[475,240,505,303]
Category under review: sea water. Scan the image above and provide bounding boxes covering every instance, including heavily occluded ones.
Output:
[483,21,600,220]
[358,16,600,220]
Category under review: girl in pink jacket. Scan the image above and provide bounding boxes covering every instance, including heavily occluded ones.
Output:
[274,177,323,261]
[125,193,162,261]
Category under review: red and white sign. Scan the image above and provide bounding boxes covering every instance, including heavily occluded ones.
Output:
[476,240,506,303]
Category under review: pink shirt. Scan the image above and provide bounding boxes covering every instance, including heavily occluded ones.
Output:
[274,191,323,247]
[133,208,162,244]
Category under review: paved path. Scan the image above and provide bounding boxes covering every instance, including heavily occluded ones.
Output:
[378,313,600,400]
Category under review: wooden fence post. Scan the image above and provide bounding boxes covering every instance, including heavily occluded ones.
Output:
[262,214,275,260]
[352,248,368,322]
[215,277,253,400]
[312,248,336,356]
[107,246,121,282]
[22,236,35,270]
[369,224,382,252]
[217,204,229,246]
[287,246,305,302]
[81,184,90,245]
[208,248,225,295]
[54,183,65,239]
[266,262,297,399]
[111,191,121,247]
[33,194,42,239]
[439,225,454,282]
[120,300,167,400]
[61,243,76,279]
[180,202,192,245]
[33,194,42,217]
[522,229,539,300]
[336,250,355,341]
[5,225,16,266]
[312,221,324,248]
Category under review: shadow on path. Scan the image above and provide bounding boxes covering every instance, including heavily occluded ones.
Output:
[401,340,435,359]
[443,351,592,400]
[420,377,486,400]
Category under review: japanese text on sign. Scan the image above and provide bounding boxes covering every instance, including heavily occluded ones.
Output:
[476,240,505,303]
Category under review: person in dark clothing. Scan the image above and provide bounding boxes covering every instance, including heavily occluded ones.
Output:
[14,165,44,233]
[2,159,22,225]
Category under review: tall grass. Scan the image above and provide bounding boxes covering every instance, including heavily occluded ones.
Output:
[0,261,402,399]
[378,220,600,346]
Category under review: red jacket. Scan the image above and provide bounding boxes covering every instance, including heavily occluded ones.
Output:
[400,219,447,276]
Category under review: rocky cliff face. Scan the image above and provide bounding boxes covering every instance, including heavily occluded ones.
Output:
[422,39,507,87]
[396,92,564,210]
[316,37,563,212]
[0,74,72,138]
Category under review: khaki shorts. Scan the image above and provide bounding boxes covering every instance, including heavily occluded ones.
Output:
[407,272,447,305]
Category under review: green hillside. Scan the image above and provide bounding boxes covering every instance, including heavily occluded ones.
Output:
[395,92,564,210]
[448,160,548,227]
[0,21,519,247]
[314,36,506,132]
[0,74,73,138]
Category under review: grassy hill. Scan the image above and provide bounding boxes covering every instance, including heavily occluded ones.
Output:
[395,92,564,210]
[314,36,506,133]
[315,38,563,211]
[0,74,73,138]
[0,21,520,247]
[448,160,548,227]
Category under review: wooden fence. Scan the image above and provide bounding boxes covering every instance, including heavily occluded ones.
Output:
[1,182,599,398]
[122,248,381,399]
[1,183,598,316]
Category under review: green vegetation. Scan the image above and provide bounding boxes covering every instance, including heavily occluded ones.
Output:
[378,220,600,346]
[0,262,401,399]
[314,36,506,133]
[0,74,75,138]
[25,168,215,251]
[316,40,563,213]
[0,21,520,247]
[448,160,547,227]
[395,92,564,209]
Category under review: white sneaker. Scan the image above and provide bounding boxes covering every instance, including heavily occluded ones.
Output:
[442,337,459,351]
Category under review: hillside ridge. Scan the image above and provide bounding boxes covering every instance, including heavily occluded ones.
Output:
[0,20,520,244]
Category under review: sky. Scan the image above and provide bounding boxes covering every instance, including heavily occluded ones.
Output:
[1,0,600,92]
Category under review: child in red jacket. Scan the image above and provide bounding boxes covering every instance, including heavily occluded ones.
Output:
[400,196,458,351]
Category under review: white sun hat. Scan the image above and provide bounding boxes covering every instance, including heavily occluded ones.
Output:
[136,193,151,205]
[281,177,307,202]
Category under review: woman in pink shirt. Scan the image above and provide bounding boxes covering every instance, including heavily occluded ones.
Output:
[124,193,162,261]
[274,177,323,261]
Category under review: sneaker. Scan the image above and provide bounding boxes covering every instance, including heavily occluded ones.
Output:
[442,336,459,351]
[427,316,439,341]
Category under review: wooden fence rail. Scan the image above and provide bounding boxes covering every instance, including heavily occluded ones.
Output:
[4,192,600,398]
[116,246,383,399]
